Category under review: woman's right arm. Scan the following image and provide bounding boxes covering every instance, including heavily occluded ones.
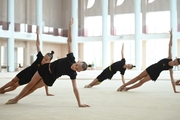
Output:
[36,26,40,52]
[167,29,172,59]
[67,18,73,53]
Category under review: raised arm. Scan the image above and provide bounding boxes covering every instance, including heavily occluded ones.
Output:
[121,43,124,58]
[167,29,172,59]
[36,26,40,52]
[169,69,180,93]
[67,18,73,53]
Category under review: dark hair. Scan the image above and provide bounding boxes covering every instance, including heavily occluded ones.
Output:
[81,61,88,71]
[87,64,92,67]
[46,51,54,60]
[177,58,180,64]
[130,65,136,69]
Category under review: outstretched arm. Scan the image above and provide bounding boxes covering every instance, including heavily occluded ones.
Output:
[167,29,172,59]
[44,86,54,96]
[67,18,73,53]
[71,80,90,107]
[121,43,124,59]
[169,69,180,93]
[36,26,40,52]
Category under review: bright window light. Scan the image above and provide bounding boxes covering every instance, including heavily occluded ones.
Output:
[87,0,95,9]
[148,0,155,3]
[116,0,124,6]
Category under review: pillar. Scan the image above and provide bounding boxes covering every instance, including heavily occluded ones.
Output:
[142,0,148,33]
[7,0,15,72]
[170,0,177,59]
[109,0,115,35]
[134,0,142,70]
[102,0,110,69]
[71,0,78,60]
[36,0,43,51]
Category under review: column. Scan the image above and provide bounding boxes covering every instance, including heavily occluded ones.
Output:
[36,0,43,51]
[142,41,146,70]
[79,0,85,36]
[102,0,110,69]
[7,0,15,72]
[109,0,115,35]
[141,0,148,33]
[0,45,1,72]
[170,0,177,59]
[71,0,78,60]
[134,0,142,70]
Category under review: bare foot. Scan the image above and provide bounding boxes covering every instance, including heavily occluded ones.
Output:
[117,86,125,91]
[84,85,92,88]
[6,99,18,104]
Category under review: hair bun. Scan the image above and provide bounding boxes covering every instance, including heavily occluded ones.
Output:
[51,51,54,55]
[88,64,92,67]
[177,58,180,64]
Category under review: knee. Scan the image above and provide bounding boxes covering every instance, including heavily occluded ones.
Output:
[138,80,145,85]
[11,78,19,83]
[11,84,19,90]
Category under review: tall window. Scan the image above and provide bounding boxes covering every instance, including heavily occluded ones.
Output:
[85,16,110,36]
[146,11,170,33]
[113,40,135,65]
[83,42,102,68]
[146,39,168,66]
[114,13,138,35]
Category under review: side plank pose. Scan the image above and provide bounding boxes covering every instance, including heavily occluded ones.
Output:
[84,43,135,88]
[6,18,90,107]
[117,30,180,93]
[0,26,54,96]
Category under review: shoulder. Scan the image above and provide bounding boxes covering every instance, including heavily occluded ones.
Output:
[67,52,74,57]
[37,51,43,57]
[121,58,125,62]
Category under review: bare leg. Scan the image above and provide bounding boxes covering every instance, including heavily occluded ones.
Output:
[6,72,42,104]
[175,80,180,85]
[0,76,19,93]
[2,82,20,93]
[19,79,45,100]
[117,70,149,91]
[84,78,101,88]
[125,75,151,91]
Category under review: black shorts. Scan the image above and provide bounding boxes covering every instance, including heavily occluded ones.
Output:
[17,68,32,85]
[38,63,56,86]
[146,67,160,81]
[97,67,114,82]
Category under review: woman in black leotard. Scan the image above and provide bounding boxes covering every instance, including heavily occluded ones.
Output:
[117,30,180,93]
[84,43,135,89]
[0,27,54,96]
[6,18,90,107]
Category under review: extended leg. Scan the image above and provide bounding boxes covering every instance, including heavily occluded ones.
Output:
[1,82,20,93]
[6,72,42,104]
[19,79,45,100]
[0,76,19,93]
[125,75,151,91]
[117,70,149,91]
[84,78,101,88]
